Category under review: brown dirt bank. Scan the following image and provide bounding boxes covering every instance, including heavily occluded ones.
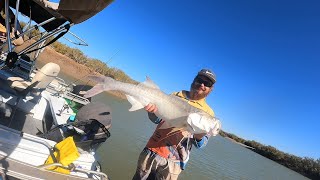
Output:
[38,47,92,79]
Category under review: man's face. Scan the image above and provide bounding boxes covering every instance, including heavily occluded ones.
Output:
[190,75,214,100]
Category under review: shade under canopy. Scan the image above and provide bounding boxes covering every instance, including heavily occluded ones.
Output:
[8,0,113,31]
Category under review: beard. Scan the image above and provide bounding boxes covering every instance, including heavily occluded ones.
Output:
[190,82,208,100]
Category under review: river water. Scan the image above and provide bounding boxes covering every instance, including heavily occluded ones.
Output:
[89,92,308,180]
[55,72,308,180]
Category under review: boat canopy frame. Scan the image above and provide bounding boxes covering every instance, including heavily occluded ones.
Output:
[8,0,113,31]
[0,0,112,73]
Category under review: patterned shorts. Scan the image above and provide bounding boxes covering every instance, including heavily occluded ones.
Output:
[132,148,182,180]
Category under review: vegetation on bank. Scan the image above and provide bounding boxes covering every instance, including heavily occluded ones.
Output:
[51,42,136,84]
[23,22,318,179]
[220,130,320,180]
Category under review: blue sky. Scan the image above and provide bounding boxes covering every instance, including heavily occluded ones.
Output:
[60,1,319,159]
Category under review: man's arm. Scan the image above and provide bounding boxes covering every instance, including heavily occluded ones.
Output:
[193,133,210,149]
[145,104,162,124]
[147,112,162,124]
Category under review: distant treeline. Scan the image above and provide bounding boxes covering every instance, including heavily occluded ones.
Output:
[20,22,137,84]
[23,22,319,179]
[220,130,320,180]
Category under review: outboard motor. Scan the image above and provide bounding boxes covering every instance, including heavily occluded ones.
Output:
[73,102,112,151]
[45,102,112,152]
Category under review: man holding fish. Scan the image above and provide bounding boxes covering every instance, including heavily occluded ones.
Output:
[132,69,219,180]
[84,68,221,180]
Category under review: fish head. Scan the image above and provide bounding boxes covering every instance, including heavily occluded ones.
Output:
[210,119,222,136]
[187,112,220,134]
[187,113,210,133]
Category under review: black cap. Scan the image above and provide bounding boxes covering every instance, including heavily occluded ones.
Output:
[197,69,216,84]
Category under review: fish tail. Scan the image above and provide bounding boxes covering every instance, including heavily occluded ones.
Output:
[84,76,117,98]
[83,84,105,98]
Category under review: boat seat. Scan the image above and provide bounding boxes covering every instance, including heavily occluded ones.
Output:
[8,62,60,92]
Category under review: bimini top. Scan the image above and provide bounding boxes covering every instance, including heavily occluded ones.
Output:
[9,0,113,31]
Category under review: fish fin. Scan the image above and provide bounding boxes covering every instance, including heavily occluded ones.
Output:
[83,84,105,98]
[159,120,188,131]
[126,94,145,111]
[158,115,190,130]
[139,76,160,90]
[159,121,173,129]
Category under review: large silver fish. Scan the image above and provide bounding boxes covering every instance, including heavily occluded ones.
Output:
[84,76,221,135]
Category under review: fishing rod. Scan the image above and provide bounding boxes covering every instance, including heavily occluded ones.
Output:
[65,47,121,103]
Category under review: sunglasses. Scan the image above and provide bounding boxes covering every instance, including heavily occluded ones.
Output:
[194,76,214,88]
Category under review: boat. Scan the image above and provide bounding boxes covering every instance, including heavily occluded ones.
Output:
[0,0,113,179]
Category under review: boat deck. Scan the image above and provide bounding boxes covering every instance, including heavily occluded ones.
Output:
[0,70,55,137]
[0,154,93,180]
[0,107,53,137]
